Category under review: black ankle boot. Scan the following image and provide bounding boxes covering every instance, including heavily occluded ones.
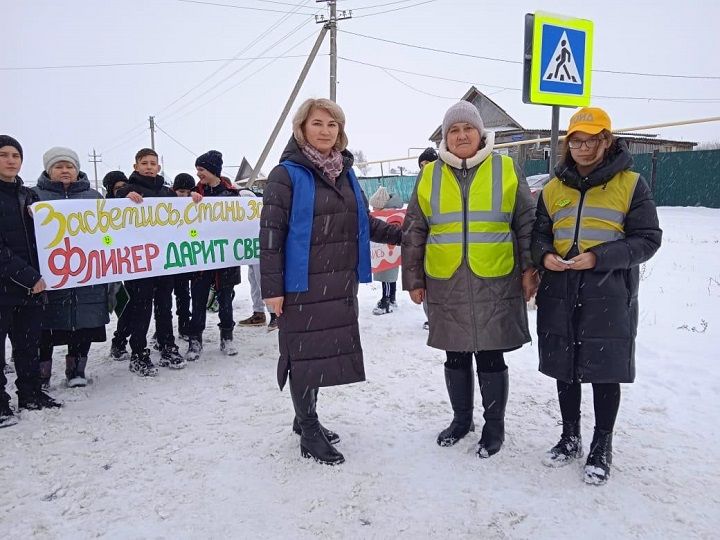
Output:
[292,417,340,444]
[543,420,583,467]
[477,368,509,458]
[584,428,613,485]
[437,366,475,446]
[290,381,344,465]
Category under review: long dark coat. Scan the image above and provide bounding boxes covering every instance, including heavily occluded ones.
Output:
[260,138,402,390]
[32,172,110,331]
[0,177,43,307]
[531,140,662,383]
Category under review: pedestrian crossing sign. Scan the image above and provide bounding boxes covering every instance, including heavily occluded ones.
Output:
[524,12,594,107]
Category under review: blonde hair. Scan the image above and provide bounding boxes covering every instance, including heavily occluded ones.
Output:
[292,98,348,151]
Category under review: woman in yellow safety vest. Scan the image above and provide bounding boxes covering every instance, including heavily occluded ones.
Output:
[531,107,662,485]
[402,101,538,458]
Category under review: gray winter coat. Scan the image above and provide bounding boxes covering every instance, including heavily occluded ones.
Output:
[402,147,535,353]
[33,172,110,331]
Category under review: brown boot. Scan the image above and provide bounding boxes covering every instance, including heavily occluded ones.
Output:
[238,312,266,327]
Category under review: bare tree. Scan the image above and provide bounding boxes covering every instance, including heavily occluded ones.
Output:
[349,148,370,175]
[695,140,720,151]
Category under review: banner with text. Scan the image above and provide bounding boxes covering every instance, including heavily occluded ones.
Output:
[31,197,262,289]
[370,208,405,273]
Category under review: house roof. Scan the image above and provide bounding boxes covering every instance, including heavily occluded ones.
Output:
[428,86,523,143]
[429,87,697,148]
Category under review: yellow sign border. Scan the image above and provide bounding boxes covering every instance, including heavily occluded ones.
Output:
[529,11,594,107]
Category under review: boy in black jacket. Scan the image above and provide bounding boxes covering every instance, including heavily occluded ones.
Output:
[0,135,61,427]
[185,151,241,361]
[114,148,185,375]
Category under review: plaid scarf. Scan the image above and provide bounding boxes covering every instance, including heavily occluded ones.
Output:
[301,144,344,184]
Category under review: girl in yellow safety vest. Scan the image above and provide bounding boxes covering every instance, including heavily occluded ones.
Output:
[531,107,662,485]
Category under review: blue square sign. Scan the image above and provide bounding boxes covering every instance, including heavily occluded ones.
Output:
[539,24,586,95]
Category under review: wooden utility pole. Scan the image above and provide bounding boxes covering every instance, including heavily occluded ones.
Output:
[149,116,156,150]
[316,1,352,102]
[88,148,102,191]
[248,27,329,188]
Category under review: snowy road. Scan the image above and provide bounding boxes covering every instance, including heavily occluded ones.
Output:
[2,207,719,539]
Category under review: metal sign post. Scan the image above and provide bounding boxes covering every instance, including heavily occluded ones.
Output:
[523,11,594,173]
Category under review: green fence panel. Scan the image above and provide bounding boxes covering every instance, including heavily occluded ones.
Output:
[357,175,418,205]
[360,150,720,207]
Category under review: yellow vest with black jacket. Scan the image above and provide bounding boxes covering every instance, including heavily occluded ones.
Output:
[415,154,518,279]
[531,140,662,384]
[541,169,639,258]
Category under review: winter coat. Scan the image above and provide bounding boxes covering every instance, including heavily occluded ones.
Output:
[0,177,43,307]
[192,178,241,289]
[372,192,404,283]
[402,135,536,353]
[115,171,176,199]
[32,172,110,331]
[531,140,662,383]
[260,138,403,391]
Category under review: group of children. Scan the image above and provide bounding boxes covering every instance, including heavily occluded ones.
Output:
[0,135,271,428]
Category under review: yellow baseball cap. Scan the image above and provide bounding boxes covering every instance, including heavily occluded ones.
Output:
[567,107,612,136]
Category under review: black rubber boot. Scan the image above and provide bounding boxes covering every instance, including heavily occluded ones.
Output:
[543,419,583,467]
[437,366,475,446]
[584,428,613,485]
[39,360,52,388]
[290,379,344,465]
[476,368,509,458]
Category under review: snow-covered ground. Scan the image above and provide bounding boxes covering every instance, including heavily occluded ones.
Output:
[2,207,719,539]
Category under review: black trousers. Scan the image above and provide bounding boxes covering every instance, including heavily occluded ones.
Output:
[557,380,621,432]
[188,273,234,340]
[380,281,397,302]
[123,276,175,354]
[0,303,42,400]
[445,350,508,374]
[153,274,192,338]
[39,331,92,361]
[173,274,192,333]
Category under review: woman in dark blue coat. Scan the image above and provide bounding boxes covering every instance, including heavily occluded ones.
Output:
[33,147,109,388]
[531,108,661,485]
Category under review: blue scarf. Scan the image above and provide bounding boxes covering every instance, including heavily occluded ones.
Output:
[281,161,371,293]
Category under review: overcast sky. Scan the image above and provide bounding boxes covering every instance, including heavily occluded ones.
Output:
[4,0,719,184]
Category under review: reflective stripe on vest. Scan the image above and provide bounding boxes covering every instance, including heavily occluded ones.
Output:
[416,154,518,279]
[542,170,639,257]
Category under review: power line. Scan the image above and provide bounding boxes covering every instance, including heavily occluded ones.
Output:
[350,0,423,10]
[161,18,317,124]
[341,30,720,80]
[381,68,456,99]
[167,29,322,125]
[99,0,317,160]
[154,123,197,156]
[173,0,317,15]
[0,54,319,71]
[339,56,720,103]
[351,0,435,18]
[156,0,317,120]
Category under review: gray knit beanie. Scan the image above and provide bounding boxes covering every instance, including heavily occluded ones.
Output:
[43,146,80,173]
[442,101,485,142]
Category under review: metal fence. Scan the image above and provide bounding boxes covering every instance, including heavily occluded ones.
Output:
[522,149,720,208]
[358,149,720,208]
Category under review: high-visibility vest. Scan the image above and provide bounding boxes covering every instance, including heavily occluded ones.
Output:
[541,170,639,257]
[416,155,518,279]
